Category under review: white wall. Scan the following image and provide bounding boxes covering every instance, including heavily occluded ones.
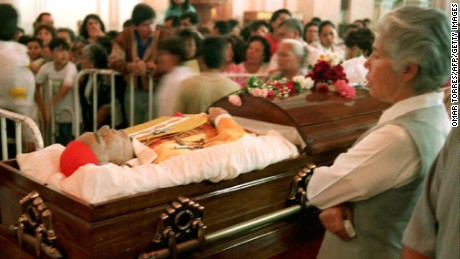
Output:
[9,0,450,36]
[17,0,100,34]
[311,0,342,26]
[8,0,142,34]
[348,0,375,24]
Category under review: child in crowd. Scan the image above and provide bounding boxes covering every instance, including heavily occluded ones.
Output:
[26,37,46,74]
[56,27,76,48]
[70,37,87,70]
[34,24,56,60]
[35,37,78,145]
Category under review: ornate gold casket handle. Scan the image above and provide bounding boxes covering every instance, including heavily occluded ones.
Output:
[9,191,64,258]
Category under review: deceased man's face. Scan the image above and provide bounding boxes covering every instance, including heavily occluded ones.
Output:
[77,126,135,165]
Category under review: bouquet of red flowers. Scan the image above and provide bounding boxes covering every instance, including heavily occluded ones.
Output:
[306,53,356,99]
[242,75,314,99]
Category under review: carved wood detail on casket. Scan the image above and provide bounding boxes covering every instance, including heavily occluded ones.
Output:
[151,197,205,256]
[287,163,316,207]
[9,191,64,258]
[141,164,319,258]
[0,143,321,257]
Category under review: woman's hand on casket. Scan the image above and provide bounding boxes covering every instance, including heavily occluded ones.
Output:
[319,204,354,241]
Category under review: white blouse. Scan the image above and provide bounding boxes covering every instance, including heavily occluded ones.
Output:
[307,92,449,209]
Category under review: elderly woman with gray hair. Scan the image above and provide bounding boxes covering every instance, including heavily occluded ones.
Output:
[304,6,451,259]
[275,38,306,80]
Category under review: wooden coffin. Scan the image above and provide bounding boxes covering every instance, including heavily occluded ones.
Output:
[213,90,389,166]
[0,156,323,259]
[0,90,387,258]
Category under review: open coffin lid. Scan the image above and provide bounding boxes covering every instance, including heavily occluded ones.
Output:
[213,91,389,166]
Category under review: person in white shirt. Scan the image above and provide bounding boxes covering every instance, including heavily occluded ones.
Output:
[306,6,451,259]
[267,18,320,75]
[275,39,307,80]
[35,37,78,145]
[317,20,345,60]
[303,22,320,49]
[0,4,37,156]
[0,4,36,120]
[342,27,375,84]
[155,36,195,117]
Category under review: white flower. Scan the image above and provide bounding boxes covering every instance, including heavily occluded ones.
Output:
[293,76,314,90]
[316,52,341,66]
[228,94,242,106]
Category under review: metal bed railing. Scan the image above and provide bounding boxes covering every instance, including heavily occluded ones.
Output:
[0,108,44,159]
[40,70,268,142]
[72,69,119,136]
[45,76,76,145]
[71,70,266,137]
[72,69,156,137]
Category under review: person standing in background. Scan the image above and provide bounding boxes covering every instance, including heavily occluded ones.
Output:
[303,22,320,49]
[179,11,202,38]
[401,127,459,259]
[174,36,240,114]
[56,28,76,49]
[275,39,307,80]
[267,18,319,74]
[264,9,291,56]
[35,37,78,145]
[79,44,124,132]
[177,28,202,73]
[26,37,46,75]
[317,20,345,60]
[248,20,270,39]
[0,4,37,156]
[79,14,106,44]
[155,36,195,117]
[33,12,54,31]
[0,4,36,120]
[166,0,196,18]
[237,35,271,75]
[34,24,56,61]
[109,3,158,125]
[342,27,375,84]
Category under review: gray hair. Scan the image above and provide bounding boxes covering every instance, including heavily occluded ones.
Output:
[280,38,307,66]
[378,6,450,93]
[279,18,303,37]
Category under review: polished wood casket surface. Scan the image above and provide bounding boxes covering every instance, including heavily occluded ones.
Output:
[213,91,389,166]
[0,156,322,258]
[0,91,388,258]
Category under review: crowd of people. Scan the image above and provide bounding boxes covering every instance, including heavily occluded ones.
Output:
[0,1,456,259]
[0,1,377,146]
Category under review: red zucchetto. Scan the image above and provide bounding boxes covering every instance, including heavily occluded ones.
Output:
[59,141,99,177]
